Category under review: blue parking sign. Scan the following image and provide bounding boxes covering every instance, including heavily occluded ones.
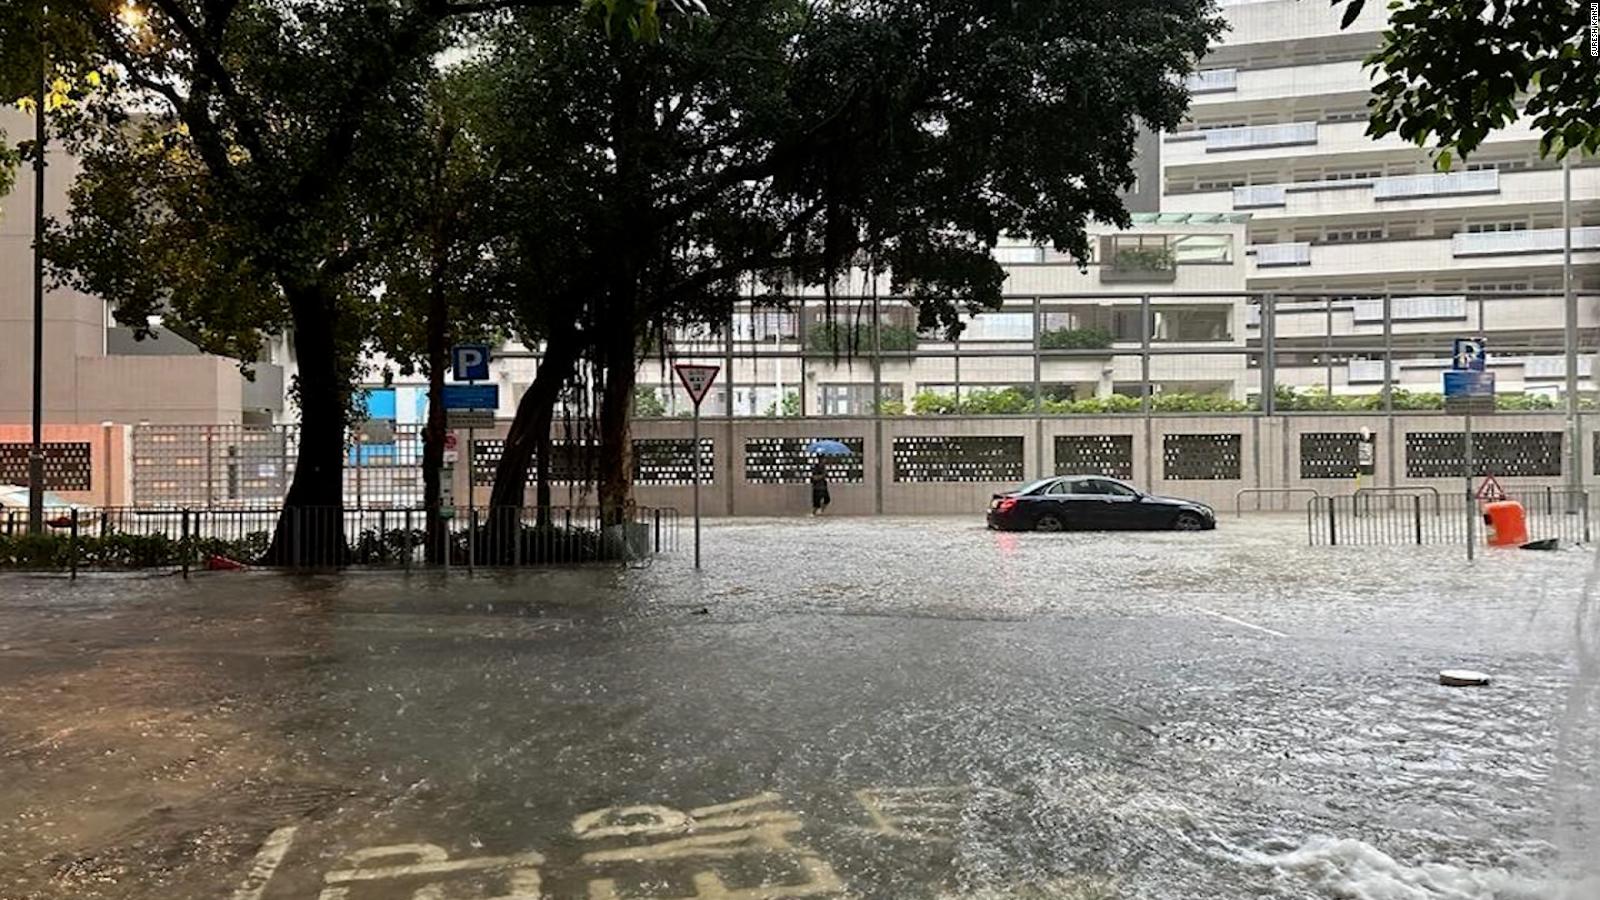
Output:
[452,344,491,381]
[1452,338,1486,371]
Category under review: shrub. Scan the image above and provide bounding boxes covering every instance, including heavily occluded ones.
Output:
[633,386,668,417]
[1109,246,1176,272]
[1039,327,1114,350]
[807,322,918,354]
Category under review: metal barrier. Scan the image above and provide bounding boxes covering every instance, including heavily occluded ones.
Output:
[1309,489,1590,547]
[0,505,681,573]
[1234,487,1322,517]
[1353,485,1442,517]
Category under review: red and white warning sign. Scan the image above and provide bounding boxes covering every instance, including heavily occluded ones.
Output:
[1476,473,1506,502]
[674,363,721,408]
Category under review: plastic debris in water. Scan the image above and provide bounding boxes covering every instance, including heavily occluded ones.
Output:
[1439,669,1492,687]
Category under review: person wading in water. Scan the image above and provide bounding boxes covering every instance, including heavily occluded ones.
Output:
[810,460,831,516]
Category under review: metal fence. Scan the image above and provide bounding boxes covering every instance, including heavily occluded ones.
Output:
[131,424,428,509]
[1307,489,1591,546]
[0,505,680,573]
[624,290,1599,418]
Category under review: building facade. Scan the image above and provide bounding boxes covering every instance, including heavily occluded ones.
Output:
[1162,0,1600,399]
[0,109,284,428]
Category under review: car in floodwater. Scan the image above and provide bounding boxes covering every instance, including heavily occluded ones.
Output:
[986,475,1216,532]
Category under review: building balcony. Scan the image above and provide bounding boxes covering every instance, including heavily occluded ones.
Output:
[1373,169,1499,200]
[1347,296,1466,323]
[1250,242,1311,267]
[1190,59,1370,107]
[1163,117,1543,168]
[1185,68,1237,94]
[1257,294,1600,339]
[1202,122,1319,152]
[1451,226,1600,256]
[1250,235,1600,281]
[1170,166,1600,220]
[1216,0,1389,45]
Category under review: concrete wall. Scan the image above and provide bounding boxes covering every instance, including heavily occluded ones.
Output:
[453,412,1590,518]
[0,422,132,507]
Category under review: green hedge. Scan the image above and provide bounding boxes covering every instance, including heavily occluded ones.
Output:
[0,530,271,569]
[807,323,918,354]
[1273,384,1559,411]
[1110,246,1176,272]
[1039,327,1114,350]
[908,388,1247,415]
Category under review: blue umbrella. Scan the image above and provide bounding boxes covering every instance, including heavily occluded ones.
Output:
[806,439,853,456]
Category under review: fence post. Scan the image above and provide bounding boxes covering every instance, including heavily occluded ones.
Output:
[655,508,662,554]
[1413,494,1422,545]
[181,508,191,579]
[1327,497,1338,546]
[69,509,79,580]
[1584,496,1591,544]
[468,507,477,575]
[513,507,523,568]
[404,508,413,573]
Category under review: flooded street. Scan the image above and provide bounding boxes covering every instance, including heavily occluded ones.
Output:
[2,516,1598,899]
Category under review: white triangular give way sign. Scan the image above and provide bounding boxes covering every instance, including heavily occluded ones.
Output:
[674,364,721,407]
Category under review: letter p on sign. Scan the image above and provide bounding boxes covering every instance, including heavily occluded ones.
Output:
[452,344,491,381]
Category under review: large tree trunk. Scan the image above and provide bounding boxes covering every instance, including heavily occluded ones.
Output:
[596,316,638,528]
[421,281,448,564]
[261,290,348,566]
[487,337,579,559]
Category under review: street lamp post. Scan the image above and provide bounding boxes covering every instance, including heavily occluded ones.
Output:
[27,15,47,535]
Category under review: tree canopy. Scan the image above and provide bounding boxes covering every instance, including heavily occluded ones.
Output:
[1332,0,1600,163]
[23,0,1225,551]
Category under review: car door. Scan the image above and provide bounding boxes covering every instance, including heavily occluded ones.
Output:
[1086,478,1144,529]
[1034,478,1077,528]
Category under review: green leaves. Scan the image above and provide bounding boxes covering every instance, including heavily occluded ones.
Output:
[1337,0,1367,30]
[1331,0,1599,162]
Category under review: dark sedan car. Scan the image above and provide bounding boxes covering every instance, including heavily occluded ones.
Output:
[986,475,1216,532]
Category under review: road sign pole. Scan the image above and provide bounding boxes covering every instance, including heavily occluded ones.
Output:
[1464,407,1475,562]
[693,405,701,569]
[467,426,475,573]
[673,363,720,570]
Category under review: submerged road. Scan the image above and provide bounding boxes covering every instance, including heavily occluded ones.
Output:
[2,516,1598,899]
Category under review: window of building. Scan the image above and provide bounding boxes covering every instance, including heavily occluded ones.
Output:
[1324,227,1387,243]
[732,311,798,342]
[1466,221,1528,233]
[820,383,900,416]
[958,312,1034,342]
[1196,177,1248,190]
[1322,109,1369,123]
[1171,233,1234,263]
[1466,280,1530,293]
[1467,159,1530,172]
[1322,169,1382,182]
[1153,305,1233,342]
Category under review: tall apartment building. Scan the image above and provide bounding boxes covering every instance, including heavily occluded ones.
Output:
[0,109,284,427]
[1161,0,1600,399]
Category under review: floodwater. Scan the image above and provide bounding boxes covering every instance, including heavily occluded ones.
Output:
[1,515,1597,899]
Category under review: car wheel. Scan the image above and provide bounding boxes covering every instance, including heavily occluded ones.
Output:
[1172,512,1206,531]
[1034,514,1064,532]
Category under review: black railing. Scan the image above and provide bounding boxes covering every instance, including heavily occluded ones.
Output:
[0,505,680,574]
[1309,490,1590,546]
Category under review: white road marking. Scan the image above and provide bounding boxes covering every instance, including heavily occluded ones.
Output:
[1193,606,1287,638]
[230,826,299,900]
